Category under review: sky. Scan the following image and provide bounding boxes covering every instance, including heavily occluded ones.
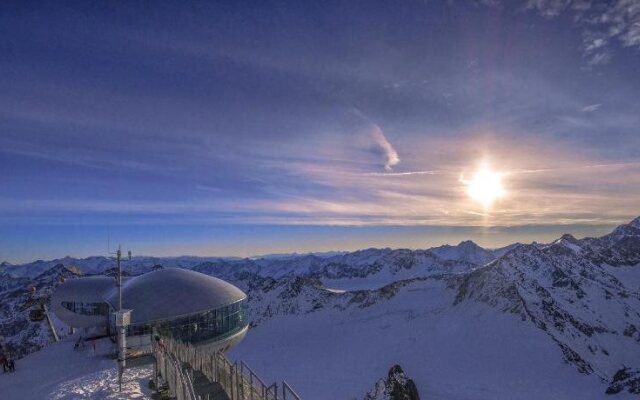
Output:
[1,0,640,263]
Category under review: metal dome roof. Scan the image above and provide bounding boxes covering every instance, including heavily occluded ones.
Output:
[103,268,246,325]
[50,276,116,328]
[52,276,115,304]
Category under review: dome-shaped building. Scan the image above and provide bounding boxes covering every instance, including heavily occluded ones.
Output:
[51,276,114,329]
[51,268,249,353]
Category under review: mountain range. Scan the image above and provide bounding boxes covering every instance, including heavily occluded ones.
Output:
[1,217,640,398]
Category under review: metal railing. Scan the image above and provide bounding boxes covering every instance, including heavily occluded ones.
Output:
[154,339,198,400]
[152,337,301,400]
[282,381,301,400]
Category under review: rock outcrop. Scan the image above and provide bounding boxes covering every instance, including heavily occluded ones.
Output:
[365,365,420,400]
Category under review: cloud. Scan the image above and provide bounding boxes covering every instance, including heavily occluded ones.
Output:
[585,49,612,66]
[359,170,440,177]
[479,0,640,66]
[581,103,601,112]
[370,126,400,171]
[560,0,640,65]
[3,135,640,230]
[195,185,225,193]
[349,108,400,171]
[526,0,571,18]
[0,145,179,174]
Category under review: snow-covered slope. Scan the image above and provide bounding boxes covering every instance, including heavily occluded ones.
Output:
[225,218,640,398]
[0,337,152,400]
[230,277,618,399]
[451,242,640,380]
[3,217,640,398]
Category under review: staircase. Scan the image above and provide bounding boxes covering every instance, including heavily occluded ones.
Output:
[151,337,301,400]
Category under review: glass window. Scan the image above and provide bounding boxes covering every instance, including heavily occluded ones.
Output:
[155,300,247,343]
[124,299,248,345]
[61,301,109,316]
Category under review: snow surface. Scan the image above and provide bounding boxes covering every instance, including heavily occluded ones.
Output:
[230,278,632,400]
[604,263,640,293]
[0,337,152,400]
[4,218,640,399]
[322,278,387,291]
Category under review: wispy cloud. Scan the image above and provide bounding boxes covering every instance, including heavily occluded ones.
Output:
[479,0,640,65]
[359,170,440,177]
[581,103,601,112]
[370,126,400,171]
[349,109,400,171]
[0,145,179,174]
[4,135,638,228]
[1,1,639,236]
[195,185,225,193]
[525,0,571,18]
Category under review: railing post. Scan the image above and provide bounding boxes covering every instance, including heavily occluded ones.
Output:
[213,354,217,382]
[174,361,179,399]
[249,366,254,400]
[241,364,245,400]
[233,362,242,400]
[231,363,236,400]
[164,354,168,395]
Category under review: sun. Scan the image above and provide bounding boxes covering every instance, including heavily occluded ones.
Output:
[464,165,505,208]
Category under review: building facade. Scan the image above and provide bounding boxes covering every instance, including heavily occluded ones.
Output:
[51,268,249,353]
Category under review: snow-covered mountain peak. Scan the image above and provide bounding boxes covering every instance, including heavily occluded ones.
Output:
[629,216,640,229]
[548,233,583,254]
[430,240,496,266]
[609,221,640,240]
[559,233,579,243]
[34,263,82,282]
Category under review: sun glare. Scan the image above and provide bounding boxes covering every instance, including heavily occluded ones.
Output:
[465,165,505,208]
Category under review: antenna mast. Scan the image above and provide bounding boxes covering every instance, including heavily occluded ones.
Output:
[112,245,132,392]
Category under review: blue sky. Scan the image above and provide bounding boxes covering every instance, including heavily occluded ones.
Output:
[1,0,640,263]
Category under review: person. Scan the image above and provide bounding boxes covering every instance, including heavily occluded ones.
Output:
[0,355,6,373]
[8,358,15,372]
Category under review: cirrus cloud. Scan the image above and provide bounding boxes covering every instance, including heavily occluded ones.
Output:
[370,125,400,171]
[478,0,640,66]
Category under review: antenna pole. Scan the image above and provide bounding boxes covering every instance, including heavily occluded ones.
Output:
[117,247,122,312]
[114,245,132,392]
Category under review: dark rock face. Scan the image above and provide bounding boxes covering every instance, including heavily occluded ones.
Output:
[365,365,420,400]
[388,365,420,400]
[606,368,640,395]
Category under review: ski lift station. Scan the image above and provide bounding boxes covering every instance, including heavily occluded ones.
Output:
[51,268,249,353]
